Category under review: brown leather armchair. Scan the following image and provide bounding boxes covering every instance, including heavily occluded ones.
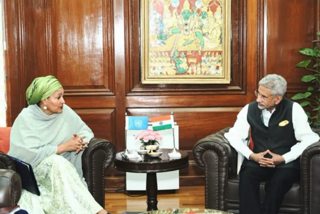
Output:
[0,169,22,209]
[193,127,320,214]
[0,138,116,208]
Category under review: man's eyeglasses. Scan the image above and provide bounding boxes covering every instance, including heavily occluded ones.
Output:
[254,90,270,101]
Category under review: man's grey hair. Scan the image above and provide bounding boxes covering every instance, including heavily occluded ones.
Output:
[259,74,287,96]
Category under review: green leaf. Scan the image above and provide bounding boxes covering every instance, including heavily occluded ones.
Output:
[301,75,317,82]
[312,120,320,126]
[299,101,310,107]
[291,92,312,100]
[307,86,314,91]
[296,59,311,68]
[299,48,315,56]
[317,31,320,37]
[314,48,320,57]
[313,106,320,111]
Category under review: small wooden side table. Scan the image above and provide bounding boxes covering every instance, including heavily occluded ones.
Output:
[114,149,189,211]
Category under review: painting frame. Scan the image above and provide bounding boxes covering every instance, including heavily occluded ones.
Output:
[140,0,231,84]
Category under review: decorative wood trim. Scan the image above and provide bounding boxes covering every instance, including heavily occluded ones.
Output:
[127,107,242,114]
[126,96,249,108]
[17,0,26,107]
[114,0,127,152]
[103,0,115,94]
[45,0,53,75]
[64,96,116,108]
[316,0,320,32]
[4,0,27,126]
[257,0,266,83]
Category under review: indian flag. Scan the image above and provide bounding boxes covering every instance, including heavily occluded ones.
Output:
[149,115,174,131]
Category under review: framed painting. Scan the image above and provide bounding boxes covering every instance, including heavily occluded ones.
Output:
[140,0,231,84]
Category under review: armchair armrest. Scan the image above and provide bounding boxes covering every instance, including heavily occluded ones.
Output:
[82,138,116,208]
[0,169,22,208]
[0,152,16,170]
[300,141,320,214]
[193,127,237,210]
[0,153,21,208]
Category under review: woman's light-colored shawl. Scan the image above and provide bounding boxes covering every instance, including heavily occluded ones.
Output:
[8,104,93,177]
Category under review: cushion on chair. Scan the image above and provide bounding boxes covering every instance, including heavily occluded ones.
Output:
[0,127,11,153]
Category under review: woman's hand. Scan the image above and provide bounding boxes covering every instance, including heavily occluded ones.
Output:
[57,134,89,154]
[73,134,89,154]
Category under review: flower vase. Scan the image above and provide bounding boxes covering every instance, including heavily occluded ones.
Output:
[141,140,158,150]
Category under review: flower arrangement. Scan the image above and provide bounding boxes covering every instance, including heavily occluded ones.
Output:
[135,129,163,146]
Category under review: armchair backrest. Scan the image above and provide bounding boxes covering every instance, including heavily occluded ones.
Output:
[0,127,11,153]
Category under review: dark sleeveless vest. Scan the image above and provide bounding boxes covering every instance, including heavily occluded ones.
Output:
[242,97,299,169]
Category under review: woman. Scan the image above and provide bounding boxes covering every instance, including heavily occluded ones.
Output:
[8,75,108,214]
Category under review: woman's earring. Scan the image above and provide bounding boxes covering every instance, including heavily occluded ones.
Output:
[44,105,47,110]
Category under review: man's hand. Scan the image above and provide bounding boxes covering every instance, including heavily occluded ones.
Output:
[249,151,274,167]
[250,150,285,168]
[266,150,285,165]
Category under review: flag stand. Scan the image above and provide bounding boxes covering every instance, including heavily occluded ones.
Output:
[124,129,130,155]
[171,126,178,153]
[170,112,178,153]
[124,113,130,155]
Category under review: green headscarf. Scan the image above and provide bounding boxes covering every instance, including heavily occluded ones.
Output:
[26,75,63,105]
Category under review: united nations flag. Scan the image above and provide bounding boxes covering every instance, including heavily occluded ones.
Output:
[127,116,149,130]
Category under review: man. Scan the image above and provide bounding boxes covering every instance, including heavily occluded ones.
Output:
[224,74,319,214]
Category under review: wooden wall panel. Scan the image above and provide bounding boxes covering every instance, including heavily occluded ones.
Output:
[5,0,115,127]
[75,109,115,142]
[5,0,320,189]
[51,0,115,95]
[262,0,320,91]
[127,108,241,150]
[24,1,48,78]
[52,0,105,88]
